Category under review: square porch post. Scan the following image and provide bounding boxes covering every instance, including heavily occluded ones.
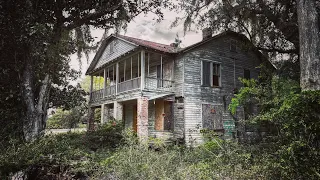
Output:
[137,97,148,142]
[140,50,145,90]
[103,68,106,97]
[116,62,119,95]
[89,75,93,101]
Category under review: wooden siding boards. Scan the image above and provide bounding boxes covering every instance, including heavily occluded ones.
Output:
[94,39,137,70]
[182,35,262,145]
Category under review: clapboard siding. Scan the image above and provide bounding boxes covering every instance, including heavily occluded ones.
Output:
[182,35,262,145]
[173,56,184,97]
[94,39,137,70]
[173,103,184,139]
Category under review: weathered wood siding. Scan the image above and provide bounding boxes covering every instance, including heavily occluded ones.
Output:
[182,35,262,145]
[174,56,184,97]
[94,39,137,70]
[173,102,184,139]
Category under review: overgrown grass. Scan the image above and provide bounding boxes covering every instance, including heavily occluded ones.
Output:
[0,120,123,179]
[2,117,319,179]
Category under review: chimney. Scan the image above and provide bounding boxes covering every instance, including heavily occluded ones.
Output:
[202,28,212,40]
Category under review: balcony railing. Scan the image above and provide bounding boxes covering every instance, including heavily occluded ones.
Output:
[91,89,104,102]
[118,77,141,93]
[90,77,173,102]
[105,85,116,96]
[145,77,174,92]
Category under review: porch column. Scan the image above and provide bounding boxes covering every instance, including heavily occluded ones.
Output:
[101,104,109,124]
[87,107,95,131]
[137,97,149,141]
[89,75,93,101]
[113,101,123,120]
[116,62,119,95]
[140,50,145,90]
[103,68,106,97]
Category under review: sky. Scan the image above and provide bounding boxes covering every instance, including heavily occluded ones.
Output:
[70,9,204,83]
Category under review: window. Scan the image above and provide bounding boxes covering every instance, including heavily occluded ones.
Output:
[202,61,221,87]
[202,61,211,86]
[244,69,250,79]
[109,41,114,54]
[230,40,237,52]
[212,63,220,86]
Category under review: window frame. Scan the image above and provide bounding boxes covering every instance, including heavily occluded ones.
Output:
[201,60,222,87]
[109,41,114,54]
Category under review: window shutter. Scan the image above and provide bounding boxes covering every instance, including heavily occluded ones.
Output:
[202,61,211,86]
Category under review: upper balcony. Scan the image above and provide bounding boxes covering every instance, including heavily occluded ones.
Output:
[89,50,175,104]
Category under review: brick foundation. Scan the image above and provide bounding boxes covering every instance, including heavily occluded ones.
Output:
[137,97,149,141]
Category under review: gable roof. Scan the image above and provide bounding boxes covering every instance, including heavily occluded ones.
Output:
[86,31,274,75]
[86,34,177,75]
[116,34,176,53]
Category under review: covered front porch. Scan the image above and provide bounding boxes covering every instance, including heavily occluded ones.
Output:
[89,50,175,103]
[99,96,175,141]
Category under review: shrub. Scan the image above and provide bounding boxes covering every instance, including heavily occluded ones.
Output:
[0,119,124,179]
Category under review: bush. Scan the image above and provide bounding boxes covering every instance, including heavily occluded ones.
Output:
[47,107,84,129]
[229,76,320,179]
[0,119,124,179]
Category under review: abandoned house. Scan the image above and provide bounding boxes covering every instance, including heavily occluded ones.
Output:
[85,29,268,145]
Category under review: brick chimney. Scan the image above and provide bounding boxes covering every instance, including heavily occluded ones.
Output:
[202,28,212,40]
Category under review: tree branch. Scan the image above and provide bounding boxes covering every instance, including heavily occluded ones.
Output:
[257,46,298,54]
[64,4,123,30]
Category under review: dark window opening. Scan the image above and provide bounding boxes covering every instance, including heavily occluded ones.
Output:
[202,61,211,86]
[244,69,250,79]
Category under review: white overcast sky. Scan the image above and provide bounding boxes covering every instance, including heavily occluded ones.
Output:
[70,9,203,82]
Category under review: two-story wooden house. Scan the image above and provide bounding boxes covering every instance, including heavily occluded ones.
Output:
[86,29,268,145]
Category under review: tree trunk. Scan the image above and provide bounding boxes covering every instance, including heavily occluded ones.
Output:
[22,59,51,141]
[297,0,320,91]
[87,107,95,131]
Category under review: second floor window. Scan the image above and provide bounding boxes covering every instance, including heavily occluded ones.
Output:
[202,61,221,87]
[244,69,250,79]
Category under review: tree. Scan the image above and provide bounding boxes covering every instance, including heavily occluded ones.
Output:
[0,0,169,142]
[176,0,319,89]
[297,0,320,90]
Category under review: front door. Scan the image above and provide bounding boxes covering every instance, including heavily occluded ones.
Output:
[133,105,137,132]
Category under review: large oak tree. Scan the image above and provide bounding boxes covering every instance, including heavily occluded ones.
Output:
[0,0,168,142]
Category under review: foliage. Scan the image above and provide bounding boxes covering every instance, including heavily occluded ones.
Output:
[101,136,268,180]
[46,107,86,129]
[80,76,105,93]
[0,120,124,179]
[176,0,300,59]
[229,76,320,179]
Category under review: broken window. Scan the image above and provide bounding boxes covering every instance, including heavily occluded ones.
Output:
[202,61,221,87]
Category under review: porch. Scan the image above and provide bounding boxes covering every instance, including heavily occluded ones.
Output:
[89,50,175,103]
[99,96,175,141]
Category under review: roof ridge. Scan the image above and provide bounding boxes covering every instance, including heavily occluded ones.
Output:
[116,34,172,47]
